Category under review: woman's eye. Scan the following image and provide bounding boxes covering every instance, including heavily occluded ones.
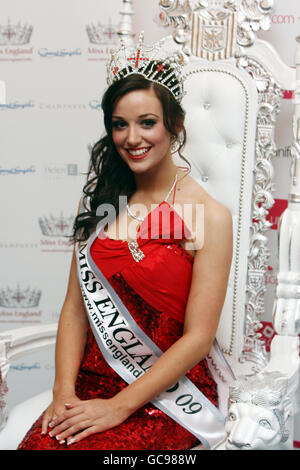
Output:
[142,119,156,127]
[112,121,126,130]
[112,119,156,130]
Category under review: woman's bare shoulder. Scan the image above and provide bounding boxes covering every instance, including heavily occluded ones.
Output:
[177,171,232,252]
[179,171,232,217]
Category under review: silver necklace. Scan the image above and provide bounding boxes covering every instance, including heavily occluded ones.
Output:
[126,173,178,222]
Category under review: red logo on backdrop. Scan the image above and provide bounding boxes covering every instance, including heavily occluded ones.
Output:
[265,265,277,286]
[283,90,294,100]
[266,198,288,230]
[258,322,276,352]
[258,321,300,354]
[283,70,295,100]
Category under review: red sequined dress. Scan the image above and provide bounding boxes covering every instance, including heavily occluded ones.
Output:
[18,193,218,450]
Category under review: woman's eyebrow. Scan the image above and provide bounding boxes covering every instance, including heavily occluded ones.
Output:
[112,113,160,119]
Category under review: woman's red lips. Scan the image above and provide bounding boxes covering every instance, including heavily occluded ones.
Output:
[126,147,151,152]
[125,147,152,160]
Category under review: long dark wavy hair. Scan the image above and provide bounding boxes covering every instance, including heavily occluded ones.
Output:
[70,65,190,244]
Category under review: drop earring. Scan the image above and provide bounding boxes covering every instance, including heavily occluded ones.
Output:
[170,136,182,154]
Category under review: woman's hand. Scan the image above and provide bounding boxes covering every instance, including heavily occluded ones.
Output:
[41,391,80,437]
[46,397,131,445]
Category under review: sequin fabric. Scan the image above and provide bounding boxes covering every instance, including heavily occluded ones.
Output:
[18,201,219,450]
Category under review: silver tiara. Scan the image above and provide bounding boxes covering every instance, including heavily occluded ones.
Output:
[106,31,186,103]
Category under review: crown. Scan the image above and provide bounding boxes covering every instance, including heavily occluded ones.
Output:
[0,285,41,308]
[106,31,186,103]
[38,213,74,237]
[0,19,33,46]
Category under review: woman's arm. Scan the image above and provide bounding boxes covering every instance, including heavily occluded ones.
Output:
[52,249,89,397]
[48,201,233,444]
[41,204,89,434]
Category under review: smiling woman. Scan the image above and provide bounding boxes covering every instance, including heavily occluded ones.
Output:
[112,89,177,171]
[17,35,233,451]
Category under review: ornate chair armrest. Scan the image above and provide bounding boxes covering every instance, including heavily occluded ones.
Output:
[0,323,57,379]
[0,323,57,434]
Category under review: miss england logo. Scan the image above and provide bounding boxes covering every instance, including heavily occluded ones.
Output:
[0,19,33,46]
[86,18,118,45]
[38,213,74,238]
[0,285,41,308]
[38,212,74,253]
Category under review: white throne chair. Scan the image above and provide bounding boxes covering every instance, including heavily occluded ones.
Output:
[0,0,299,450]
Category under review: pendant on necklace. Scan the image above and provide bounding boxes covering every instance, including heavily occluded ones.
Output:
[128,239,145,263]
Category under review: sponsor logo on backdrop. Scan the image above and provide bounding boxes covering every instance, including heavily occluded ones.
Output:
[0,18,33,62]
[10,362,55,371]
[39,103,87,110]
[0,284,42,324]
[266,198,288,230]
[0,164,36,175]
[265,265,278,286]
[274,146,293,158]
[38,47,82,58]
[42,163,79,179]
[0,242,38,249]
[257,321,277,352]
[0,100,34,110]
[38,212,74,252]
[258,321,300,354]
[283,89,294,100]
[89,99,102,110]
[271,14,297,25]
[86,18,119,62]
[11,362,41,371]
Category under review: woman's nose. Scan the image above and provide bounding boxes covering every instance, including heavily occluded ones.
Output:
[126,125,141,147]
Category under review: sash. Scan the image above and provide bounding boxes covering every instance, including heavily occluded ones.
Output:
[75,227,235,450]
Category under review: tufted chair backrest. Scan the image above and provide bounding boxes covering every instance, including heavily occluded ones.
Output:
[180,58,258,373]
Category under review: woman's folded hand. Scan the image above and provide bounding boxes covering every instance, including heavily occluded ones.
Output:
[45,397,130,445]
